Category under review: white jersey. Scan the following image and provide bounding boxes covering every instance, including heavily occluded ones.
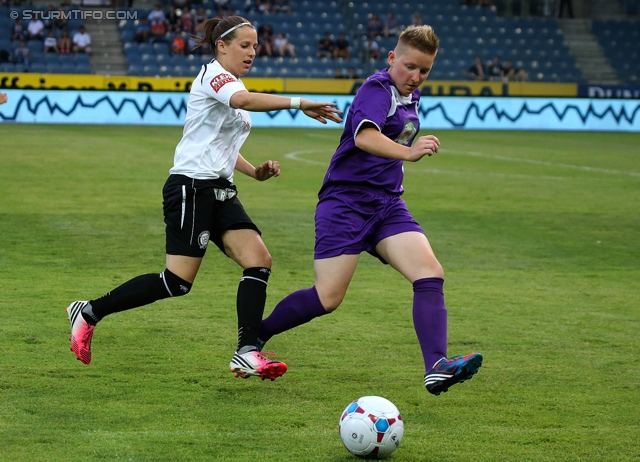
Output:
[170,60,251,181]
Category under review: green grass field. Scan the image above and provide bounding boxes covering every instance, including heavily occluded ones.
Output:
[0,125,639,461]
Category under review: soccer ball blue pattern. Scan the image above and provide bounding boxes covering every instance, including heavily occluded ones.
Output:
[339,396,404,459]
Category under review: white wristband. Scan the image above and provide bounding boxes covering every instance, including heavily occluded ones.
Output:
[290,97,301,109]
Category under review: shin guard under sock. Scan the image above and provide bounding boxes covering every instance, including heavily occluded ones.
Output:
[236,267,271,351]
[259,286,328,344]
[86,269,191,323]
[413,277,448,371]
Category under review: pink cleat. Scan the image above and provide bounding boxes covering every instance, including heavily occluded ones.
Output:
[66,301,95,364]
[229,350,287,381]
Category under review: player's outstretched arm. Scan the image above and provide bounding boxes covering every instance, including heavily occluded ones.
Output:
[0,93,7,105]
[299,99,343,124]
[229,91,342,124]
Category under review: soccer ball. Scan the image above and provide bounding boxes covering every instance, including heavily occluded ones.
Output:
[339,396,404,459]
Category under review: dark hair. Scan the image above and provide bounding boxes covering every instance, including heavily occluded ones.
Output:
[195,16,254,56]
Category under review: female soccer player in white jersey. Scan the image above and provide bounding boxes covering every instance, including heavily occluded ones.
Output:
[66,16,342,381]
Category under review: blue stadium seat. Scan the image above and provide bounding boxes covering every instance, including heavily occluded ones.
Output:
[143,64,159,75]
[152,42,171,55]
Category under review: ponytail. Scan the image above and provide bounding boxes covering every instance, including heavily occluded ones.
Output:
[194,16,254,56]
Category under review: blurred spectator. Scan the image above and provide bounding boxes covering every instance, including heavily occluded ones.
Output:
[334,67,345,79]
[148,4,166,23]
[12,19,26,41]
[181,8,194,32]
[333,33,350,59]
[487,56,505,81]
[134,17,151,43]
[364,33,380,60]
[172,0,189,8]
[383,12,398,37]
[44,30,59,53]
[27,17,45,41]
[59,29,71,53]
[165,6,181,32]
[186,33,199,55]
[12,40,30,67]
[213,8,225,20]
[367,13,383,37]
[347,67,359,79]
[150,17,168,43]
[411,12,423,26]
[257,23,274,56]
[195,7,208,26]
[214,0,231,8]
[257,0,272,14]
[274,32,295,57]
[52,7,68,31]
[316,32,335,59]
[72,26,91,55]
[558,0,574,18]
[502,59,528,81]
[171,31,186,55]
[42,4,56,31]
[273,0,292,13]
[0,47,9,64]
[463,56,485,80]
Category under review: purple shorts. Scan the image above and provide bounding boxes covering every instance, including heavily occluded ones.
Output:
[314,185,424,261]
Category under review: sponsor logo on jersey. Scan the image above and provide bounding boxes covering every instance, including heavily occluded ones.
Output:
[395,119,417,146]
[210,73,235,92]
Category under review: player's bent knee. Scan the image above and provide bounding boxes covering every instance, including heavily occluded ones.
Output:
[162,268,193,297]
[318,291,345,312]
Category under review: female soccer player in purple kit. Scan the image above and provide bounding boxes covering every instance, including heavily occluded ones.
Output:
[258,25,483,395]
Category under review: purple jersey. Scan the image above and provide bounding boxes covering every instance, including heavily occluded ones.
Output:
[320,69,421,196]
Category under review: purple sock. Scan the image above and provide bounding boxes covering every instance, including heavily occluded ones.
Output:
[413,277,448,372]
[259,286,328,343]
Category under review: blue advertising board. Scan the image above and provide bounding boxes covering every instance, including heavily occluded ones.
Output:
[1,90,639,132]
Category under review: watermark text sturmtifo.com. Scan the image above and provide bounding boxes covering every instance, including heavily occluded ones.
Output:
[10,9,138,20]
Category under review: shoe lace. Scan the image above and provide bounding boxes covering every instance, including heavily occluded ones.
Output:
[256,351,277,360]
[81,324,95,344]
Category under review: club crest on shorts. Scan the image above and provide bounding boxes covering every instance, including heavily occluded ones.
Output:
[198,231,210,249]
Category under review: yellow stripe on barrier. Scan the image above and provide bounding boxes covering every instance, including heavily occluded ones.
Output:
[0,73,577,96]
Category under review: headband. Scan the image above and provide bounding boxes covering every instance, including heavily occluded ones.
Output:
[215,22,252,45]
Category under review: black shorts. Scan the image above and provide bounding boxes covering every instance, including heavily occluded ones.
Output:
[162,174,260,258]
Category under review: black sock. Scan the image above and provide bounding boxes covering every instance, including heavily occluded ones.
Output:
[236,267,271,351]
[88,273,173,320]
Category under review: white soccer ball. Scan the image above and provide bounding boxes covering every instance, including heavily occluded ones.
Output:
[339,396,404,459]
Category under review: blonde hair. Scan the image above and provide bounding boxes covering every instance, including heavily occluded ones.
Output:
[396,25,439,56]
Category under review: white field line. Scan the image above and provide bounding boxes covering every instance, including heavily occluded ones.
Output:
[440,148,640,178]
[285,147,640,180]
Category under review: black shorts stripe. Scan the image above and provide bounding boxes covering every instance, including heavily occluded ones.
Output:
[162,174,260,258]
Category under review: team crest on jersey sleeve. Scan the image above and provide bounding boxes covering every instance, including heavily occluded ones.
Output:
[210,73,236,93]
